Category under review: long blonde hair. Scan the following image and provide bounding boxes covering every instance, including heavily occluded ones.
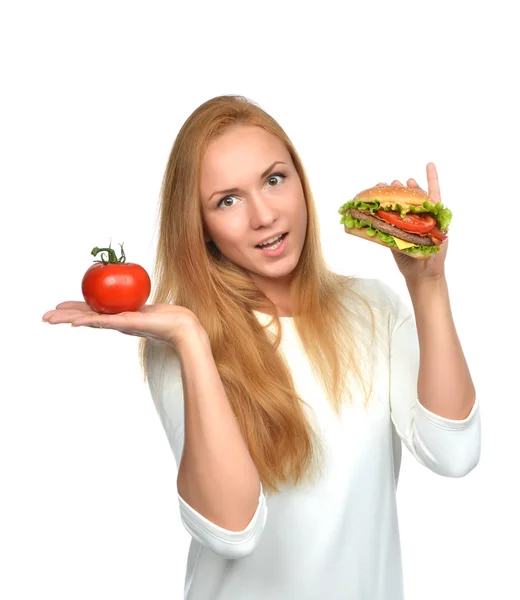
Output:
[138,95,378,494]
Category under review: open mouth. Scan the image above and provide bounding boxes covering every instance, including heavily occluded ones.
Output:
[255,232,288,250]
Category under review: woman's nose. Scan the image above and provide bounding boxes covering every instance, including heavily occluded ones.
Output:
[248,194,279,229]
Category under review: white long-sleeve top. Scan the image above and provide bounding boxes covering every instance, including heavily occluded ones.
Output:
[145,277,481,600]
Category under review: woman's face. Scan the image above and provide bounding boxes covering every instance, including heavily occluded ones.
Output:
[199,125,308,290]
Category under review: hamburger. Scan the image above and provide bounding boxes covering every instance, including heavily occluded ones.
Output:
[338,184,453,260]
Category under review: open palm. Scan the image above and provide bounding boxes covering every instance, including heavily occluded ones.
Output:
[42,301,200,346]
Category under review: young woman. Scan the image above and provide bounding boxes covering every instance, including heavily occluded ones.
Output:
[42,95,480,599]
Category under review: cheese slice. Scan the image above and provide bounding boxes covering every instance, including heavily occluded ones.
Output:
[392,236,418,250]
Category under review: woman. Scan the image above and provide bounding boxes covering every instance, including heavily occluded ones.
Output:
[42,95,481,599]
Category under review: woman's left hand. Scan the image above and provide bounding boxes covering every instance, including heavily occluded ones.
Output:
[383,162,448,284]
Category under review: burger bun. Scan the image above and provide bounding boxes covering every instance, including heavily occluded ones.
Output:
[354,184,435,210]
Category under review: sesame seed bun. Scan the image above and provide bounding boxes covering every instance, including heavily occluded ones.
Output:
[354,184,435,211]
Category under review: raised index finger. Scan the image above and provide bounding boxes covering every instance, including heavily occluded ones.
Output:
[427,162,441,204]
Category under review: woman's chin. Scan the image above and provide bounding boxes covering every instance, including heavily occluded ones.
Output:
[247,260,299,282]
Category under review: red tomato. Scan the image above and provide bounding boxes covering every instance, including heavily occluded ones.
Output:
[377,210,437,234]
[81,244,151,314]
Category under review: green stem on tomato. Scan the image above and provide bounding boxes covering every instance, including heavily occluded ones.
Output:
[91,243,126,265]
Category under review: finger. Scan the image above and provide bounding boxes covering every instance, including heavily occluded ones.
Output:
[375,181,387,186]
[426,162,441,203]
[391,180,404,186]
[55,301,91,311]
[71,311,136,330]
[43,309,95,323]
[42,310,83,325]
[407,178,421,188]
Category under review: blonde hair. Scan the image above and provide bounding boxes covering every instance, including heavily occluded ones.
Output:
[138,95,378,494]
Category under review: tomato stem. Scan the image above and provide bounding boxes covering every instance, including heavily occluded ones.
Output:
[91,242,126,265]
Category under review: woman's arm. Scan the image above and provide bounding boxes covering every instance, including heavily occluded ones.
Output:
[377,275,480,478]
[406,275,476,420]
[174,322,262,532]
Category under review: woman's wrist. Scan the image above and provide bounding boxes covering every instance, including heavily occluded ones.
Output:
[171,318,210,353]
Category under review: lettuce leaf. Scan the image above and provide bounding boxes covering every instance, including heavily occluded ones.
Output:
[338,198,453,231]
[340,213,442,256]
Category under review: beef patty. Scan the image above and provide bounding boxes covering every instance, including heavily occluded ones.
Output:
[346,208,435,247]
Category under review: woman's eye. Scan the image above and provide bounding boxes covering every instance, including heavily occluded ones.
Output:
[217,196,238,208]
[266,172,286,187]
[216,171,287,208]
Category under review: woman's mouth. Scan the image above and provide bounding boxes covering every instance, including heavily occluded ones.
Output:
[255,232,289,256]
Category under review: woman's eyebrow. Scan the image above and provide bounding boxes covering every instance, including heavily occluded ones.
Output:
[208,161,286,201]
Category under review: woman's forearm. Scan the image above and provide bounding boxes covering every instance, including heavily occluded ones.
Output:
[406,275,476,420]
[174,323,261,532]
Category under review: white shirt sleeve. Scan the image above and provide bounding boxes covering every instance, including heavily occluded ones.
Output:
[145,339,268,558]
[383,281,481,478]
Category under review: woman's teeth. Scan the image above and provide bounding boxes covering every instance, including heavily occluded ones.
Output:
[258,233,284,248]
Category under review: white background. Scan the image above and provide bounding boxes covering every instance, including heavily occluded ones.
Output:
[2,1,518,598]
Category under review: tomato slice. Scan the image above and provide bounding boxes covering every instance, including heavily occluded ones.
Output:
[376,210,437,234]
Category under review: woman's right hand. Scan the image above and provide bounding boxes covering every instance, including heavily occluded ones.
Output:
[41,302,203,347]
